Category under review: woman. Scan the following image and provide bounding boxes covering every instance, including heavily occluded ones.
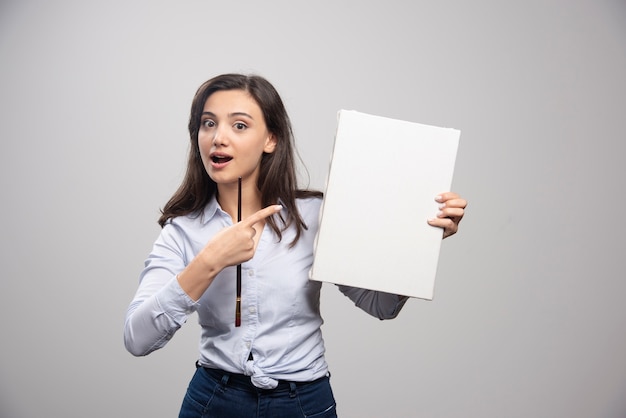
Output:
[124,74,467,417]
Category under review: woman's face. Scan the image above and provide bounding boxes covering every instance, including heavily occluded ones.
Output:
[198,89,276,186]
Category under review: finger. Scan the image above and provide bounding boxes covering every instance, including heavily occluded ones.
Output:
[437,207,465,220]
[435,192,468,208]
[439,198,467,210]
[427,217,458,238]
[241,204,283,227]
[427,216,452,227]
[435,192,459,203]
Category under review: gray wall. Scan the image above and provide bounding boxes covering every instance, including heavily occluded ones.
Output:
[1,1,625,417]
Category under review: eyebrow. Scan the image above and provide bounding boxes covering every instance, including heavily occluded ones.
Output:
[201,111,254,119]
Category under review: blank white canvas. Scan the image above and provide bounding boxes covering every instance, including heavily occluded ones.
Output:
[310,110,460,300]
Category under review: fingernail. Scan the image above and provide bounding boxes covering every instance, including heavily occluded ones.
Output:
[435,195,443,202]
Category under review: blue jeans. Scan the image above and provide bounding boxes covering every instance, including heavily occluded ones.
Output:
[179,365,338,418]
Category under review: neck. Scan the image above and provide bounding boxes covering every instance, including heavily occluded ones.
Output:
[217,178,263,223]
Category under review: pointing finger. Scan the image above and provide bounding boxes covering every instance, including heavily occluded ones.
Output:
[241,204,283,227]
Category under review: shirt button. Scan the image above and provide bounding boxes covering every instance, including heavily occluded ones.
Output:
[249,306,257,313]
[248,269,254,277]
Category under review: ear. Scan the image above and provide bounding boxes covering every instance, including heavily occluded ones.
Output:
[263,134,277,154]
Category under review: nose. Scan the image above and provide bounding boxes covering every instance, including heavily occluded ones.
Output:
[212,125,227,146]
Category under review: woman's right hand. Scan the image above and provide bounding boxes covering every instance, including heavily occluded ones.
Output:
[206,204,283,268]
[177,204,283,300]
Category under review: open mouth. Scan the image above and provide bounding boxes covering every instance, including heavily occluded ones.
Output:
[211,155,233,164]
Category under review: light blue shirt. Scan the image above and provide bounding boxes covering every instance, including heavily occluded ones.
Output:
[124,196,408,389]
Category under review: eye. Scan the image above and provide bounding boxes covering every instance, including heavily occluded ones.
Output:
[234,122,247,130]
[202,119,215,128]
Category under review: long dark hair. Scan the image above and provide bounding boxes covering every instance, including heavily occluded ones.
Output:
[159,74,321,246]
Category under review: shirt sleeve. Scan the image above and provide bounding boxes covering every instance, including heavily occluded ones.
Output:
[124,223,199,356]
[336,285,409,320]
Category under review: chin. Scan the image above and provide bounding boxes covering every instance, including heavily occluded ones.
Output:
[207,171,237,185]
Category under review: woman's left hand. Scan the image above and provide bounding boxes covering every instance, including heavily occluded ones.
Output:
[427,192,467,239]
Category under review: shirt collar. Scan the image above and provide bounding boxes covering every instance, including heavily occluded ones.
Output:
[201,195,222,225]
